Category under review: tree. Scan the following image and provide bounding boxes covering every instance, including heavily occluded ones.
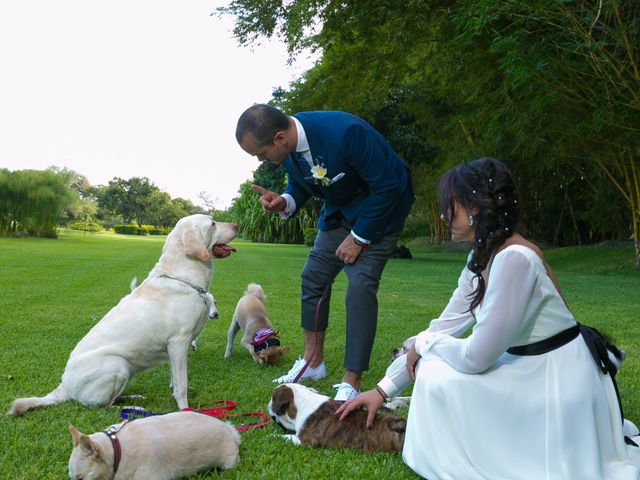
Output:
[197,191,220,213]
[457,0,640,264]
[0,168,77,237]
[99,177,159,226]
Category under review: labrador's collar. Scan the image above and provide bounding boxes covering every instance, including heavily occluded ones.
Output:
[157,274,209,303]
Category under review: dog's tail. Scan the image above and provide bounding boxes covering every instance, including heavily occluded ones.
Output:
[8,383,70,416]
[130,276,138,292]
[245,283,266,303]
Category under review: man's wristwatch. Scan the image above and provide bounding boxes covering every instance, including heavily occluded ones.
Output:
[352,235,368,247]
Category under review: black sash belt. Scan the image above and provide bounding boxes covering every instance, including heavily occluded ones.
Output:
[507,325,579,356]
[507,323,637,447]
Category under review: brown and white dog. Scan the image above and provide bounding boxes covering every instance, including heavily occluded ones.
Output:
[9,214,237,415]
[224,283,288,366]
[68,411,240,480]
[268,383,406,452]
[391,335,416,362]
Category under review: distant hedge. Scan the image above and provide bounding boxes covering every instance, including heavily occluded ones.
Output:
[69,221,104,232]
[113,225,171,236]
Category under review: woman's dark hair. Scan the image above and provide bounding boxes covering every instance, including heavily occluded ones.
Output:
[437,157,520,311]
[235,103,290,146]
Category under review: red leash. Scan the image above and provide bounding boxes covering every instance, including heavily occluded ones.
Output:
[292,285,329,383]
[182,400,270,433]
[119,403,270,434]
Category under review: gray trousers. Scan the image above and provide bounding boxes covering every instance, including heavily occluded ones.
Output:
[300,226,400,372]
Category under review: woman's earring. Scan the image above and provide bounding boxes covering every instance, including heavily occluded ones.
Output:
[468,214,474,226]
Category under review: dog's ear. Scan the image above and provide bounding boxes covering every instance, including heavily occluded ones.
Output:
[182,226,209,261]
[78,435,103,460]
[68,424,82,447]
[272,386,294,416]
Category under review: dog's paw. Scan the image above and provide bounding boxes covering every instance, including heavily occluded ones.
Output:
[271,434,301,445]
[384,397,411,410]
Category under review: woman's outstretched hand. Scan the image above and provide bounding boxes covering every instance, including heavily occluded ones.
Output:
[335,389,385,429]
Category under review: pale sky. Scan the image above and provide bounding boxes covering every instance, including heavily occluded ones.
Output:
[0,1,315,209]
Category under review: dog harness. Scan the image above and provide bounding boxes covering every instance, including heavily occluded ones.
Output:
[250,328,281,353]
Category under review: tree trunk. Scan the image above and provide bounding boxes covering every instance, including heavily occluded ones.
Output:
[634,216,640,270]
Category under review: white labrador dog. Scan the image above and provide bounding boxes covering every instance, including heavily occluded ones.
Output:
[129,276,218,351]
[9,214,237,415]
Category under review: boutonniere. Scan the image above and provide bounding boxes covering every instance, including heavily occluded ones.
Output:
[306,155,345,186]
[310,164,331,186]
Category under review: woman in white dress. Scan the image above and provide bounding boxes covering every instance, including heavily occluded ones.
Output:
[336,158,640,479]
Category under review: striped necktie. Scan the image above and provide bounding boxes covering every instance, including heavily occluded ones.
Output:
[295,150,312,181]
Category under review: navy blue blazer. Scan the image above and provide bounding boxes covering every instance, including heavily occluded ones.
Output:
[283,111,414,243]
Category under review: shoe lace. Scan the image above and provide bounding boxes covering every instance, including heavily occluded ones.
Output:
[276,357,305,382]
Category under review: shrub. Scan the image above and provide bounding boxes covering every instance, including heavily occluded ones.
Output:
[114,225,139,235]
[114,224,170,235]
[304,228,317,247]
[69,221,104,232]
[139,225,170,235]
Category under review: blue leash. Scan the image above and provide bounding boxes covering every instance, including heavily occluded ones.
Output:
[119,406,157,421]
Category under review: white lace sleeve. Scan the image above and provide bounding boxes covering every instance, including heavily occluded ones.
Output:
[415,248,541,373]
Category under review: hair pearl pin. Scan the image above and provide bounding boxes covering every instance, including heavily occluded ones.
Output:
[472,190,477,194]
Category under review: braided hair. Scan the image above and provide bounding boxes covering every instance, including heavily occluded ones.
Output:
[437,158,520,311]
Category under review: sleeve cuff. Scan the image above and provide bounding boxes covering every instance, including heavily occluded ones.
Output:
[278,193,297,219]
[377,354,412,398]
[350,230,370,245]
[377,377,401,400]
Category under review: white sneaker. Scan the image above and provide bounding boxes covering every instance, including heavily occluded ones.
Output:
[273,357,327,384]
[333,383,359,401]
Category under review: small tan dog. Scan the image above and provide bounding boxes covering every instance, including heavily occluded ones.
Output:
[68,411,240,480]
[224,283,288,366]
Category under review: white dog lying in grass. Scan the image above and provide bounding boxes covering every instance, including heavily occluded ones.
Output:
[68,411,240,479]
[9,214,237,415]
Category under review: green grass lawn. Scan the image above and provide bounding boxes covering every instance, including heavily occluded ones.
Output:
[1,231,638,479]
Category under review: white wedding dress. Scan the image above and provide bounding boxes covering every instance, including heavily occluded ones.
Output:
[379,245,640,479]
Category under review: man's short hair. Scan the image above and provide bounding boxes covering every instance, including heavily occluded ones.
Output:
[236,104,290,146]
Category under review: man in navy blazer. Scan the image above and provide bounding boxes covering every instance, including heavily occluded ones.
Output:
[236,104,413,400]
